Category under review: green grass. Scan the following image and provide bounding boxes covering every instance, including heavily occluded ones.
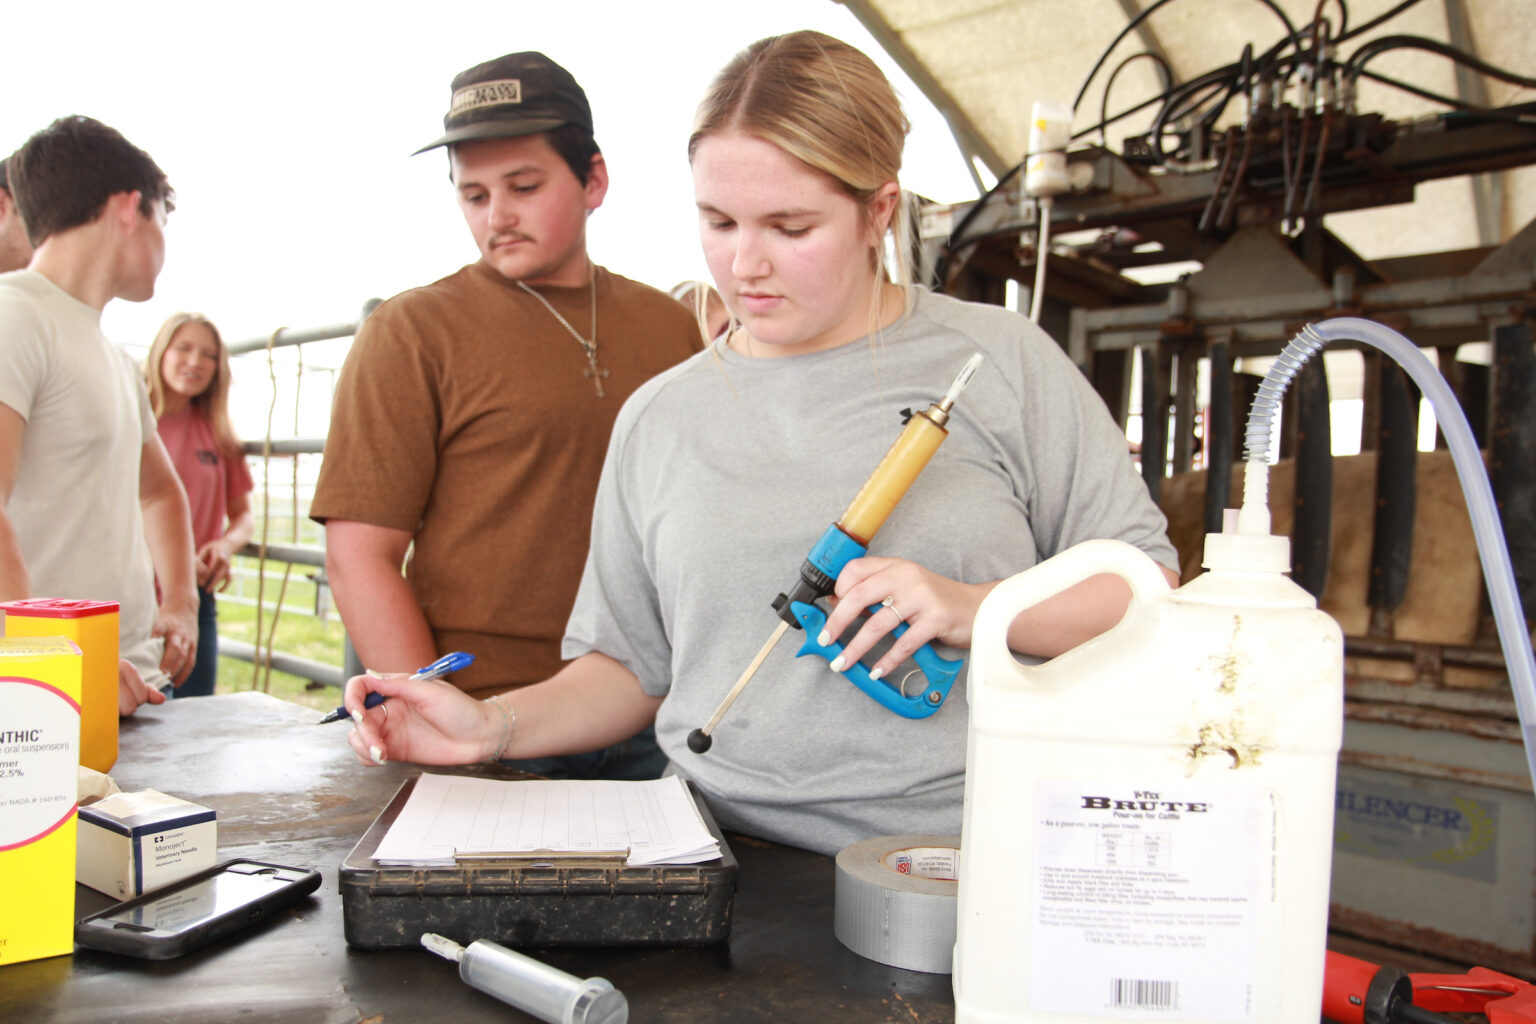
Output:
[211,555,347,711]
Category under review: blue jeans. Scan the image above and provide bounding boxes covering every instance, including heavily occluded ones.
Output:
[501,725,668,781]
[171,587,219,698]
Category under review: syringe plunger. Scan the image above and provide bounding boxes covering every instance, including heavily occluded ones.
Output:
[422,932,628,1024]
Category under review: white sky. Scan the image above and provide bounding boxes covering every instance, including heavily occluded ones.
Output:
[4,0,982,440]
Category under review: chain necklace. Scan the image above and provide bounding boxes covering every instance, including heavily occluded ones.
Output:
[515,270,608,397]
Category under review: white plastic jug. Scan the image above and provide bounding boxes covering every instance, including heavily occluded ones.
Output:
[954,536,1342,1024]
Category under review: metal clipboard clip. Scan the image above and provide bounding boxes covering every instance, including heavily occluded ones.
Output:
[454,848,631,868]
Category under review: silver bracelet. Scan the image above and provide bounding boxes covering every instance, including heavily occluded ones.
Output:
[484,695,516,762]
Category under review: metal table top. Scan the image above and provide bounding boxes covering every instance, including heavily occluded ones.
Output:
[0,691,954,1023]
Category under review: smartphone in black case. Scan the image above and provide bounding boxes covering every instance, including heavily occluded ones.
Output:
[75,859,321,959]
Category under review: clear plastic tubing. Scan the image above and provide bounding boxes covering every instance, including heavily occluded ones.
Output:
[1239,316,1536,790]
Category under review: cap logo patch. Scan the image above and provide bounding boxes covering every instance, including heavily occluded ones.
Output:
[451,79,522,117]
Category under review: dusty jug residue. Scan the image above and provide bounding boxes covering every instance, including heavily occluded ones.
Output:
[954,535,1342,1024]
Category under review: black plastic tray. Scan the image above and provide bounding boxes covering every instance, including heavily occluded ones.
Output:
[339,774,737,949]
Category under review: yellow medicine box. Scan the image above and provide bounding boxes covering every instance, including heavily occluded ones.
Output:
[2,598,119,772]
[0,636,83,965]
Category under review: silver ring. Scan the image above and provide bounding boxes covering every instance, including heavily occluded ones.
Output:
[880,596,903,622]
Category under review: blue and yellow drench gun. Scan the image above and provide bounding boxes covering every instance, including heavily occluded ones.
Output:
[688,353,984,754]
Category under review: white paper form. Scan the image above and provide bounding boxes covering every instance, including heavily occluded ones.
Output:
[371,773,720,867]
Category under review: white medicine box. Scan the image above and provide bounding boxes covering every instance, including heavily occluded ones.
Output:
[77,790,217,898]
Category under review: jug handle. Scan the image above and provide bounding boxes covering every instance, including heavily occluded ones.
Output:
[971,539,1173,682]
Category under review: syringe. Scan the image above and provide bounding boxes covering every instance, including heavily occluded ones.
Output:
[422,932,628,1024]
[687,352,984,753]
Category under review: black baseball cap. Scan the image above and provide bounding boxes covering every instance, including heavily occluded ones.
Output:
[414,51,593,155]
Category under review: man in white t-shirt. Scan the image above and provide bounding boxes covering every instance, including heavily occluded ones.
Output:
[0,116,199,714]
[0,157,31,274]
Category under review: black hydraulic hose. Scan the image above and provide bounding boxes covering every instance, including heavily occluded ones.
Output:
[1346,35,1536,92]
[1282,110,1311,227]
[937,0,1187,286]
[1313,0,1348,39]
[1217,124,1254,227]
[941,0,1329,286]
[1290,113,1311,224]
[1337,0,1423,43]
[949,32,1297,276]
[1099,51,1174,148]
[1281,110,1292,208]
[1357,68,1477,110]
[1198,131,1237,231]
[1071,92,1170,143]
[1301,113,1332,216]
[943,0,1524,283]
[1072,0,1299,114]
[938,73,1213,286]
[1147,70,1239,160]
[1192,43,1253,131]
[1073,0,1182,113]
[931,165,1021,289]
[957,0,1241,287]
[1089,29,1300,161]
[938,60,1185,286]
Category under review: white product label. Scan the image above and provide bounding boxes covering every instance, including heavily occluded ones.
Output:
[142,820,216,891]
[1029,780,1272,1021]
[880,845,959,881]
[0,678,80,850]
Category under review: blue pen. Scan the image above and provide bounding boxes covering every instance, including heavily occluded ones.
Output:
[315,651,475,724]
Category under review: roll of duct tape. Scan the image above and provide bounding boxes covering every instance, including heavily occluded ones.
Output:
[833,834,960,974]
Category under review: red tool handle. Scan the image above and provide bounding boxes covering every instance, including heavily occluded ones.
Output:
[1411,966,1536,1024]
[1325,951,1394,1024]
[1325,950,1536,1024]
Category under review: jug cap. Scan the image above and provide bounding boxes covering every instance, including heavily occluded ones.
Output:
[1203,530,1290,573]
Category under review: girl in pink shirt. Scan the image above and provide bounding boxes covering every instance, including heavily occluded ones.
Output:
[145,313,254,697]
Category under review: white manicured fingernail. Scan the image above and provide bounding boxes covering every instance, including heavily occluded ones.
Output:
[869,666,886,682]
[370,745,387,765]
[828,655,846,673]
[817,630,831,647]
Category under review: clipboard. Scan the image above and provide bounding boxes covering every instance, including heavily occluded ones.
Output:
[339,774,737,949]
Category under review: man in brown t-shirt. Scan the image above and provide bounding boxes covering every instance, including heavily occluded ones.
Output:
[309,52,701,780]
